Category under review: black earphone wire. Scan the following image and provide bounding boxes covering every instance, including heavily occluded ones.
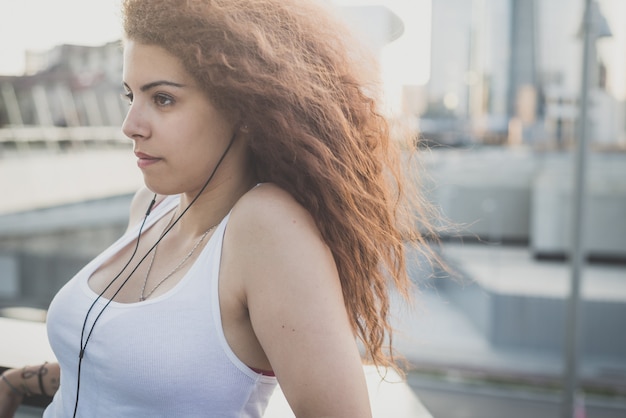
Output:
[72,197,153,417]
[72,131,237,417]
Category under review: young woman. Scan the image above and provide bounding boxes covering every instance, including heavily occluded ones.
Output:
[0,0,437,416]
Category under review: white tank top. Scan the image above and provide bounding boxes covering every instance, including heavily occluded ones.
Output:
[44,195,277,417]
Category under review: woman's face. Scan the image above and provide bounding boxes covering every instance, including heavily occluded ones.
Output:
[122,40,238,196]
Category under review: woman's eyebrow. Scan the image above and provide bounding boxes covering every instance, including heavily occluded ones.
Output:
[122,80,186,92]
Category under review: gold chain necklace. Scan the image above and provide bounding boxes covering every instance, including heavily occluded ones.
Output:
[139,210,218,302]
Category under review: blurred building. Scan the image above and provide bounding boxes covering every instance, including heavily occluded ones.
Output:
[420,0,625,148]
[0,41,126,130]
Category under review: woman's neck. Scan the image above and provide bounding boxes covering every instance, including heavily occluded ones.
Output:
[175,170,257,237]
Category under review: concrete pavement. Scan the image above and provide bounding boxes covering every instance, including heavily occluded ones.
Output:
[391,242,626,395]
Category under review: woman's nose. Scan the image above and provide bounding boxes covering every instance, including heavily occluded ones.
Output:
[122,102,150,141]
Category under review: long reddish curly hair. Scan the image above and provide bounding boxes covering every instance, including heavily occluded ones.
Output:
[122,0,437,372]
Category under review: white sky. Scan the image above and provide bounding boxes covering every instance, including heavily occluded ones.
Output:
[0,0,431,105]
[0,0,124,74]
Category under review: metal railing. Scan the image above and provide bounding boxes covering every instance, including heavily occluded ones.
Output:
[0,126,127,145]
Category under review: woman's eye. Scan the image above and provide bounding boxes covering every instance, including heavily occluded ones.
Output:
[154,94,174,106]
[122,91,133,105]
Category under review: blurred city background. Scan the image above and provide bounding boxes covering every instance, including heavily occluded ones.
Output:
[0,0,625,417]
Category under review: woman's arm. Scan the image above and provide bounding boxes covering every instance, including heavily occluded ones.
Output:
[227,185,372,418]
[0,363,60,417]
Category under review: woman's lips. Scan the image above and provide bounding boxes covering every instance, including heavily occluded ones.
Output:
[135,151,161,168]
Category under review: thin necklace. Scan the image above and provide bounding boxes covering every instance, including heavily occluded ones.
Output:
[139,210,218,301]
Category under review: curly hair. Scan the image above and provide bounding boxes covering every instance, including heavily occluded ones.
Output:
[122,0,437,372]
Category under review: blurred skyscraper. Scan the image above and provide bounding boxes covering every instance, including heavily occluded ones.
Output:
[422,0,624,148]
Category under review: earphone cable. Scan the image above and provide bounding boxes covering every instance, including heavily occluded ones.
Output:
[72,131,237,417]
[73,194,155,417]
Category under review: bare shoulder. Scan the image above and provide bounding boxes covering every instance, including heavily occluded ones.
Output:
[228,183,321,244]
[224,181,343,311]
[223,182,333,295]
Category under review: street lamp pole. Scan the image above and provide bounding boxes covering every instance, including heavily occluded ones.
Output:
[561,0,593,416]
